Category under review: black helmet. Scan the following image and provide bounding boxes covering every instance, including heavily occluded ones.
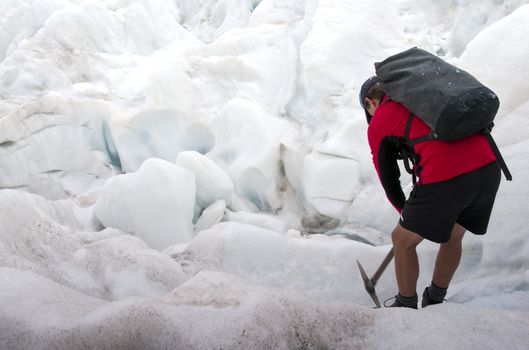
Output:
[359,76,380,124]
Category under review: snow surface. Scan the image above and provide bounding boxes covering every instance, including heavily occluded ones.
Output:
[1,0,529,349]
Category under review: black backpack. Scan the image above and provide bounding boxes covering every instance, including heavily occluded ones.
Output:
[375,47,512,182]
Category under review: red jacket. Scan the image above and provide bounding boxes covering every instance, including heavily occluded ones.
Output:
[368,97,496,211]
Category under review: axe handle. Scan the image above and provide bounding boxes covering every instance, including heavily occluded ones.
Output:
[371,247,394,285]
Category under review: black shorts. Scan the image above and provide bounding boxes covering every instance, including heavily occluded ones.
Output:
[400,162,501,243]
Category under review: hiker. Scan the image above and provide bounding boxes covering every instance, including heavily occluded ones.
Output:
[359,76,501,309]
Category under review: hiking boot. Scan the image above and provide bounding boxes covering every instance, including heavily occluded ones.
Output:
[421,287,444,308]
[384,294,418,309]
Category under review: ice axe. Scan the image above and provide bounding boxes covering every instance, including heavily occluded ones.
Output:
[356,247,394,308]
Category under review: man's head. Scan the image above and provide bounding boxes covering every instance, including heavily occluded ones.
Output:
[359,76,385,124]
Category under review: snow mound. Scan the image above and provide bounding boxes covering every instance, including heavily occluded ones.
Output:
[0,189,186,300]
[94,158,196,250]
[2,268,529,350]
[176,150,234,215]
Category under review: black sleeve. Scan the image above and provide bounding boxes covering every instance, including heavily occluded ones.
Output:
[378,137,406,210]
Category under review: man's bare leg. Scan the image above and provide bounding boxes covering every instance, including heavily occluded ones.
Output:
[432,223,466,288]
[391,223,424,297]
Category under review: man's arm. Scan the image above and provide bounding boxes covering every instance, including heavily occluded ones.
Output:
[377,137,406,211]
[368,108,407,212]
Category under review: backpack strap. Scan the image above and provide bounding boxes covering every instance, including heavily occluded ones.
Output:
[408,133,439,146]
[482,129,513,181]
[401,113,420,184]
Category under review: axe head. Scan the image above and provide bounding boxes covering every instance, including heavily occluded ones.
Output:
[357,259,382,308]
